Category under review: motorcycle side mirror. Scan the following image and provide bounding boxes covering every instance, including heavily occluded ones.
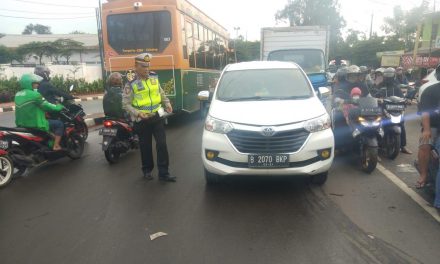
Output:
[69,85,74,92]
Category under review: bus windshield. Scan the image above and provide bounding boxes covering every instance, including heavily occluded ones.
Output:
[107,11,172,54]
[267,49,325,74]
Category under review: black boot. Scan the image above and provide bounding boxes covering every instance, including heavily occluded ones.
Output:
[159,173,176,182]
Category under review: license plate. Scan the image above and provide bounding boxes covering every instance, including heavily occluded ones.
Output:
[386,104,405,111]
[248,154,289,168]
[99,128,117,136]
[0,140,8,150]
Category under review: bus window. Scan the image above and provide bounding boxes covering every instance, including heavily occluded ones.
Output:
[194,23,199,40]
[186,21,196,68]
[107,11,172,54]
[181,14,188,59]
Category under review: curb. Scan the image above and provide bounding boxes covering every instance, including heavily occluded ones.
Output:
[85,116,105,128]
[0,95,104,113]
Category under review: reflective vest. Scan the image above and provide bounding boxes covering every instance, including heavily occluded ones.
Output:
[131,78,161,113]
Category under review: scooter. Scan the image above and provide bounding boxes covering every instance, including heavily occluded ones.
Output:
[100,118,138,164]
[379,96,406,160]
[0,108,85,178]
[52,85,88,140]
[343,96,383,173]
[0,148,14,188]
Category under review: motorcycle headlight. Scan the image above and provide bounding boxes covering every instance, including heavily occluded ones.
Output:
[359,116,381,127]
[303,114,331,133]
[205,116,233,134]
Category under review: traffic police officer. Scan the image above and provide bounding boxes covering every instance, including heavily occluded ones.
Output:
[122,53,176,182]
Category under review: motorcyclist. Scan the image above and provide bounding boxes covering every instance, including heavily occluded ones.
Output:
[333,66,350,97]
[377,67,412,154]
[395,67,409,85]
[15,73,64,151]
[34,65,75,104]
[346,65,370,97]
[103,72,127,120]
[359,66,373,91]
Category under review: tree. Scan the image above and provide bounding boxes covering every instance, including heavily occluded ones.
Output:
[275,0,346,60]
[0,45,12,63]
[16,41,57,64]
[382,2,429,50]
[22,24,52,35]
[233,39,260,62]
[54,39,85,64]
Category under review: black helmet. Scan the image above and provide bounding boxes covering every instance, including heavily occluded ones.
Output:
[34,65,51,80]
[336,66,348,81]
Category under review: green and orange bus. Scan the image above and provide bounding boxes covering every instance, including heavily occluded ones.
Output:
[101,0,230,113]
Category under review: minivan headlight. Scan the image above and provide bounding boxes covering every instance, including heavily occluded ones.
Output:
[205,115,233,134]
[303,114,331,132]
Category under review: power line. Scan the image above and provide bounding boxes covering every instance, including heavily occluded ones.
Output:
[0,8,93,15]
[10,0,96,9]
[0,14,95,19]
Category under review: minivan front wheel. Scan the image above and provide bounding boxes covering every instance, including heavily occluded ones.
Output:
[310,172,328,185]
[204,169,220,185]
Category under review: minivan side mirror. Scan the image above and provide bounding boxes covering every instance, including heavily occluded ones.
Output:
[318,87,330,98]
[198,90,211,102]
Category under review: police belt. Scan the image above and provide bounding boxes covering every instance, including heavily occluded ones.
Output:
[133,104,160,111]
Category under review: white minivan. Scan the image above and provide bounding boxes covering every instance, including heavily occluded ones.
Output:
[199,61,334,185]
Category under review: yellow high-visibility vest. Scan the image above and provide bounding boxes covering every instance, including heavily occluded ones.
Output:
[131,78,161,113]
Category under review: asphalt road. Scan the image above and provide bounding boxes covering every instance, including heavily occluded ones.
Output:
[0,107,439,264]
[0,100,104,127]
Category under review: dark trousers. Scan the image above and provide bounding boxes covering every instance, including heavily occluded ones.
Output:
[134,116,169,175]
[400,121,407,147]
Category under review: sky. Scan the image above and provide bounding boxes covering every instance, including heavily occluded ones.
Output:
[0,0,434,40]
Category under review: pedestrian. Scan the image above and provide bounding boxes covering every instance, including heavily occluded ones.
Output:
[417,64,440,211]
[122,53,176,182]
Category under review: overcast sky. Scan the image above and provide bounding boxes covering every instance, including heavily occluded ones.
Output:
[0,0,433,40]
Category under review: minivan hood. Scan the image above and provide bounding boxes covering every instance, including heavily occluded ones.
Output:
[209,98,326,126]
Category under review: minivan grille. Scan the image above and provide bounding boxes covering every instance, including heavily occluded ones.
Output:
[227,129,310,154]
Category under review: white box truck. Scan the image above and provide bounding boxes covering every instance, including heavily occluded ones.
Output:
[260,26,330,89]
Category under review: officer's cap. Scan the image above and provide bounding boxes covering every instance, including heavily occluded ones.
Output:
[135,53,152,66]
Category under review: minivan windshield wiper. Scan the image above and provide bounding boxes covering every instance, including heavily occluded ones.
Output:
[222,95,310,102]
[222,96,270,102]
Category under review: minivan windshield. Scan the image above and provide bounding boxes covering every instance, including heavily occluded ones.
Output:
[216,68,313,102]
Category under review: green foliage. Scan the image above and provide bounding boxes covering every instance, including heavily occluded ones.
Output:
[22,24,52,35]
[0,45,13,63]
[16,41,56,64]
[234,39,260,62]
[0,76,104,103]
[52,39,85,63]
[276,0,346,47]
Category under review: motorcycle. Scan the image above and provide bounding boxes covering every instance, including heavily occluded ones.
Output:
[52,85,88,140]
[379,96,406,160]
[349,96,383,173]
[0,148,13,188]
[0,108,85,179]
[99,118,138,164]
[332,90,383,173]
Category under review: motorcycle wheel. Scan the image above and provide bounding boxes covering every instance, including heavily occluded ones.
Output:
[66,133,85,160]
[8,147,27,177]
[78,121,88,141]
[385,133,400,160]
[0,155,14,188]
[104,144,120,164]
[361,146,378,173]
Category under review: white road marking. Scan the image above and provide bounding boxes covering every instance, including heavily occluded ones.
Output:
[377,163,440,223]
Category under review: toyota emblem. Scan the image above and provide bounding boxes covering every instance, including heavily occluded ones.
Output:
[261,127,276,137]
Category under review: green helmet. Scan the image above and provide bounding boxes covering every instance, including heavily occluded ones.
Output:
[20,73,43,90]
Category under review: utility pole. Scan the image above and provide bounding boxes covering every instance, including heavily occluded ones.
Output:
[369,13,374,39]
[413,23,422,68]
[96,0,105,82]
[233,26,240,63]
